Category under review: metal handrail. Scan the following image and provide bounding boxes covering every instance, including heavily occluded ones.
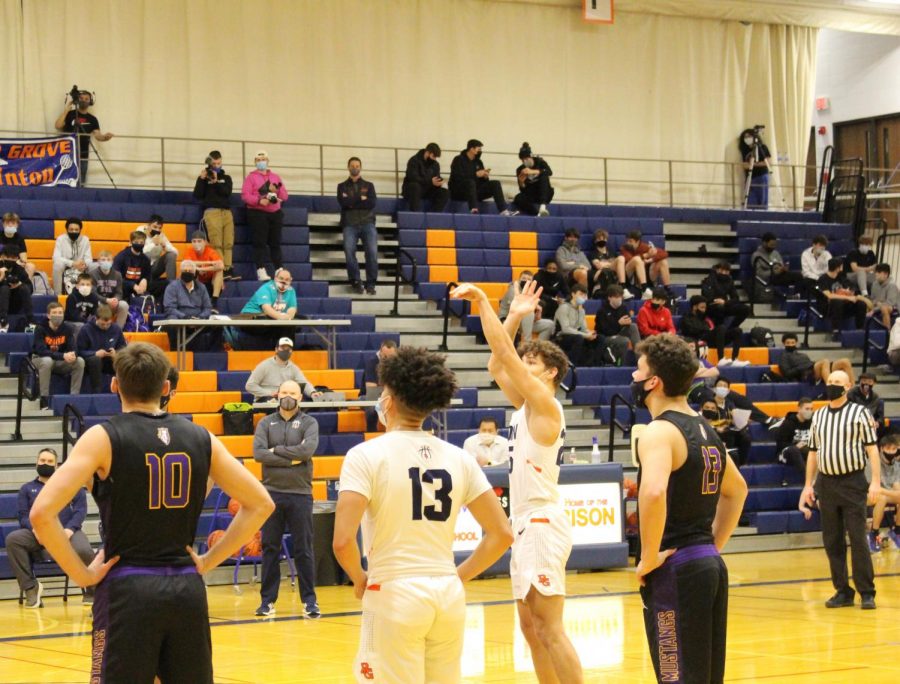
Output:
[606,393,636,464]
[802,287,825,348]
[440,282,461,351]
[875,229,900,266]
[861,315,890,374]
[816,145,833,213]
[12,357,39,441]
[61,403,85,464]
[390,247,418,317]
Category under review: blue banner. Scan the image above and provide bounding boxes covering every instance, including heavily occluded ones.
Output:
[0,135,80,188]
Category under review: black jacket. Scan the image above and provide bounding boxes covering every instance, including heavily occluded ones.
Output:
[403,149,442,190]
[0,261,32,292]
[533,269,569,301]
[337,177,376,227]
[775,412,812,454]
[193,172,233,210]
[515,157,553,186]
[595,302,631,337]
[847,386,885,425]
[778,348,814,381]
[449,150,486,191]
[680,311,714,340]
[701,271,740,303]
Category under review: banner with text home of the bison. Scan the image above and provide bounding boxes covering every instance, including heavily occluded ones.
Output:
[0,136,79,188]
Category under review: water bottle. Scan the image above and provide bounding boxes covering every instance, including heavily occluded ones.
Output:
[591,437,601,464]
[568,446,576,464]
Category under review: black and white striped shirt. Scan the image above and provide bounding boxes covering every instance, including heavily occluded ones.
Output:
[808,401,877,475]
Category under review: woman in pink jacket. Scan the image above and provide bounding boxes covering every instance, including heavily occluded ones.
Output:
[241,150,289,281]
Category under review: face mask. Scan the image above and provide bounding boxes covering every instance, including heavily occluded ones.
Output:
[375,396,388,426]
[651,302,661,310]
[574,295,587,306]
[478,432,495,445]
[715,386,730,398]
[49,314,64,326]
[131,242,144,253]
[349,168,361,177]
[256,161,268,171]
[595,240,607,249]
[192,243,204,254]
[276,349,292,362]
[518,279,530,290]
[812,248,823,257]
[825,385,846,401]
[630,377,654,409]
[860,384,873,395]
[743,137,754,146]
[798,409,813,421]
[279,396,298,411]
[884,451,898,464]
[784,346,796,353]
[159,394,171,410]
[859,246,871,254]
[36,464,55,478]
[702,409,719,420]
[523,158,534,168]
[98,260,112,273]
[77,285,92,297]
[3,225,16,237]
[180,272,195,283]
[609,298,623,309]
[276,281,289,292]
[716,272,731,282]
[68,231,80,241]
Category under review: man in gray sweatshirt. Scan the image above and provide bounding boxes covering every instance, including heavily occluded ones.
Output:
[870,263,900,329]
[252,380,320,618]
[245,337,322,402]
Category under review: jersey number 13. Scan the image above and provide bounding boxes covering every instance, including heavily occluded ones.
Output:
[408,467,453,522]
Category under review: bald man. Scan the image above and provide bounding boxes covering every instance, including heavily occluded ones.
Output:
[252,380,321,617]
[800,370,880,609]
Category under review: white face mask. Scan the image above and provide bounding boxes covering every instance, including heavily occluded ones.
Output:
[98,260,112,273]
[478,432,495,446]
[714,386,729,398]
[859,246,871,254]
[77,285,92,297]
[3,225,16,237]
[743,137,754,146]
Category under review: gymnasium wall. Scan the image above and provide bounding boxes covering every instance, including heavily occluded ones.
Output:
[1,0,818,206]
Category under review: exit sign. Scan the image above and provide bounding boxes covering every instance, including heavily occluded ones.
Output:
[584,0,614,24]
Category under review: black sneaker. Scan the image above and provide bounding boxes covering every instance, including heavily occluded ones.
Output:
[305,602,321,619]
[825,591,855,608]
[351,282,365,294]
[861,595,876,610]
[223,267,241,281]
[255,602,275,617]
[365,286,377,296]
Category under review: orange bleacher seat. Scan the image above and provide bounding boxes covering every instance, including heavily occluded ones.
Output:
[241,458,263,480]
[167,390,240,414]
[512,266,533,280]
[585,314,596,330]
[192,413,223,435]
[173,371,218,392]
[221,435,254,457]
[28,240,55,259]
[124,331,171,351]
[470,299,500,315]
[425,229,455,247]
[54,220,188,243]
[337,410,367,433]
[753,400,828,418]
[313,456,344,479]
[510,250,538,268]
[427,247,457,265]
[475,283,509,299]
[312,481,328,501]
[32,259,53,280]
[707,348,769,366]
[729,383,747,396]
[429,265,458,283]
[509,232,537,250]
[305,369,356,390]
[162,351,193,370]
[226,350,328,371]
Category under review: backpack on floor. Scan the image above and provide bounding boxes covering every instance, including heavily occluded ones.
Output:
[124,295,155,333]
[750,326,774,348]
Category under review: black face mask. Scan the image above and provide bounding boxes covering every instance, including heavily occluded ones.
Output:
[595,240,607,249]
[159,394,171,410]
[884,451,898,464]
[701,409,719,420]
[67,231,80,241]
[519,280,529,290]
[131,242,144,254]
[651,302,661,310]
[784,346,796,353]
[180,272,196,283]
[825,385,846,401]
[150,229,161,237]
[716,273,731,283]
[36,464,55,478]
[630,377,654,409]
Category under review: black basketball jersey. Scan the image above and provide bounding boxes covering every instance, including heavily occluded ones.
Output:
[93,412,211,567]
[638,410,728,550]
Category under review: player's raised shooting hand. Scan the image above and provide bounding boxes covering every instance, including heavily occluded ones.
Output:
[81,548,120,587]
[186,545,211,575]
[508,279,544,318]
[636,548,676,586]
[450,283,488,303]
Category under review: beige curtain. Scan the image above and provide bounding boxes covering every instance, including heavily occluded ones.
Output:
[3,0,817,206]
[0,0,25,131]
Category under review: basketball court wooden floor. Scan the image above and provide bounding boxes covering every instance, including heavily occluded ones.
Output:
[1,548,898,683]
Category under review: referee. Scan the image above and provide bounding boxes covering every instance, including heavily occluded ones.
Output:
[799,370,880,610]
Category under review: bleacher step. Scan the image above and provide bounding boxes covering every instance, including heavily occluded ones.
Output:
[0,398,42,416]
[375,318,464,334]
[722,531,821,554]
[351,300,439,316]
[0,419,62,439]
[665,223,734,238]
[308,213,397,228]
[328,285,419,300]
[0,441,67,460]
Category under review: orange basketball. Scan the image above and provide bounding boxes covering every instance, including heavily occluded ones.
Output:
[626,512,638,528]
[242,531,262,557]
[623,478,638,498]
[207,529,226,549]
[227,498,241,517]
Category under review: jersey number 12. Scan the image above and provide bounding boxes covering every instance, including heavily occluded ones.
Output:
[408,467,453,521]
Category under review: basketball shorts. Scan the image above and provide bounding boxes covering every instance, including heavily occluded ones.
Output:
[354,575,466,684]
[509,508,572,601]
[91,565,212,684]
[639,544,728,684]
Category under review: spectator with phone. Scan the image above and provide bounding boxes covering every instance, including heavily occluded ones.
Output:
[76,304,127,394]
[595,284,639,365]
[92,250,129,328]
[0,244,34,333]
[449,139,512,215]
[621,230,672,299]
[137,215,178,285]
[402,143,449,212]
[194,150,238,281]
[242,150,288,281]
[513,142,554,217]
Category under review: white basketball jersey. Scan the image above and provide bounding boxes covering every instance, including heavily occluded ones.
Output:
[508,399,566,518]
[339,430,492,584]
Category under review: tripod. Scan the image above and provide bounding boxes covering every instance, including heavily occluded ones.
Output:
[741,136,765,210]
[66,98,116,189]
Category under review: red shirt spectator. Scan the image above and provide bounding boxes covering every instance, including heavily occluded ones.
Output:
[637,296,675,337]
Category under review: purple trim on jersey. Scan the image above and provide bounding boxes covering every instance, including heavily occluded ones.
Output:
[91,576,111,682]
[646,560,685,683]
[107,565,198,579]
[670,543,719,567]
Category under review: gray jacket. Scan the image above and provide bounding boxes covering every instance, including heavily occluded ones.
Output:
[245,357,315,400]
[554,300,589,336]
[870,278,900,309]
[751,246,785,280]
[252,409,319,494]
[555,244,591,276]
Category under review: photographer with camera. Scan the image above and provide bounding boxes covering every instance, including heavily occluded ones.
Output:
[241,150,288,282]
[0,244,35,333]
[739,127,772,210]
[54,87,113,184]
[194,150,238,281]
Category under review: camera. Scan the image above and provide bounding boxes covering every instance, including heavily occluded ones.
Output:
[204,156,218,179]
[69,85,94,107]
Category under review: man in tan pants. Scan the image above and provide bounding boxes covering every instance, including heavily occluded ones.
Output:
[193,150,238,280]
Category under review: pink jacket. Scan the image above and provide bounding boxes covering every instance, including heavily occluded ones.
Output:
[242,170,289,213]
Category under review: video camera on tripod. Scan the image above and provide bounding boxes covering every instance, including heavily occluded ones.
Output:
[68,84,95,108]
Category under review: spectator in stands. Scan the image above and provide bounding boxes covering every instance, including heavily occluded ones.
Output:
[463,417,510,466]
[402,143,448,212]
[869,434,900,551]
[54,89,114,183]
[63,272,100,335]
[680,295,748,368]
[0,244,34,333]
[555,229,591,287]
[621,230,671,298]
[686,338,722,405]
[714,376,779,429]
[160,365,179,411]
[532,257,569,320]
[5,448,95,608]
[847,372,885,436]
[845,235,877,297]
[242,150,288,281]
[239,268,297,350]
[889,317,900,370]
[245,337,322,402]
[587,230,629,299]
[637,287,675,338]
[870,263,900,329]
[194,150,238,281]
[364,339,399,390]
[554,284,604,366]
[499,271,554,343]
[77,304,127,394]
[112,230,151,303]
[52,218,93,295]
[776,398,814,485]
[32,302,85,405]
[338,157,379,295]
[595,284,640,365]
[137,215,177,286]
[739,128,771,209]
[186,231,224,310]
[513,142,553,217]
[778,332,854,384]
[252,379,320,618]
[1,212,27,263]
[705,386,751,465]
[701,262,750,333]
[751,232,804,297]
[817,257,869,335]
[449,139,512,215]
[800,235,831,286]
[92,250,128,328]
[162,260,222,352]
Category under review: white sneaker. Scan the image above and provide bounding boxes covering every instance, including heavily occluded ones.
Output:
[717,358,733,367]
[500,209,514,216]
[731,359,751,367]
[256,268,271,281]
[622,289,635,300]
[538,204,550,217]
[642,287,653,300]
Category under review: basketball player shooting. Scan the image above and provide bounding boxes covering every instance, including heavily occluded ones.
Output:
[29,343,274,684]
[452,280,583,684]
[632,334,748,684]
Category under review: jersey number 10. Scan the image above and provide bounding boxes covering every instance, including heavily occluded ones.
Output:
[145,452,192,510]
[408,467,453,522]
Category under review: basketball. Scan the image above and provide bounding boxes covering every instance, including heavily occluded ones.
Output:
[623,478,638,498]
[626,512,638,529]
[242,531,262,557]
[227,498,241,517]
[206,529,225,550]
